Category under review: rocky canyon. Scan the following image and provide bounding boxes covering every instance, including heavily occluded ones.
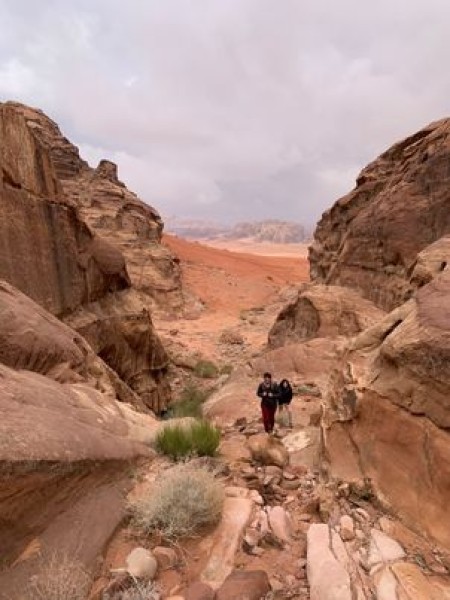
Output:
[0,103,449,600]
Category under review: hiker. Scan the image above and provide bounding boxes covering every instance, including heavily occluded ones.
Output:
[256,372,279,434]
[278,378,293,428]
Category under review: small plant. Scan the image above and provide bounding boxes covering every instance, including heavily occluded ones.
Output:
[194,359,218,379]
[220,364,233,375]
[155,423,194,459]
[27,553,91,600]
[172,384,209,418]
[129,464,224,540]
[155,420,220,459]
[190,420,221,457]
[103,578,161,600]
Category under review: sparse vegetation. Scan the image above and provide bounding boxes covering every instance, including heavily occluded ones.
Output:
[189,420,221,457]
[129,464,224,540]
[171,383,209,418]
[27,553,91,600]
[220,363,233,375]
[155,420,220,459]
[103,579,161,600]
[194,359,219,378]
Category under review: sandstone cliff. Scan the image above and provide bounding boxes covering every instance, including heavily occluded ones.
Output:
[0,101,172,413]
[310,119,450,311]
[7,101,182,312]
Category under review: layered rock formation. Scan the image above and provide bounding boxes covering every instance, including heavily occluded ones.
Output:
[310,118,450,311]
[0,101,171,413]
[0,281,159,596]
[300,122,450,551]
[268,284,384,348]
[7,101,182,311]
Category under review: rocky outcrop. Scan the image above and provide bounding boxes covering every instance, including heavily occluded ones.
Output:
[322,269,450,548]
[268,284,385,348]
[0,101,171,413]
[7,101,182,312]
[310,119,450,311]
[0,281,159,597]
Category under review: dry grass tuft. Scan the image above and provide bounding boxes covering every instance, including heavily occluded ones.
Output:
[129,464,224,540]
[27,553,91,600]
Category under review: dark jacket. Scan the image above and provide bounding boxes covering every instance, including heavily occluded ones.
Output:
[278,380,293,404]
[257,381,279,406]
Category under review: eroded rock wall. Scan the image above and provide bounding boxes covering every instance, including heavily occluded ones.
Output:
[310,119,450,311]
[7,102,183,312]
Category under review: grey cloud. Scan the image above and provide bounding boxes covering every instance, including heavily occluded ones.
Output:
[1,0,450,226]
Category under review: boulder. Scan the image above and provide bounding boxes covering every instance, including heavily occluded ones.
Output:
[269,284,384,348]
[125,547,158,579]
[247,434,289,468]
[216,570,271,600]
[184,581,216,600]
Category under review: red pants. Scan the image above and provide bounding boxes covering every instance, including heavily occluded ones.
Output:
[261,402,276,433]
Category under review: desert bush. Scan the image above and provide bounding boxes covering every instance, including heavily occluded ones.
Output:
[103,579,161,600]
[189,420,221,457]
[194,359,218,378]
[129,464,224,540]
[220,364,233,375]
[172,384,209,418]
[27,553,91,600]
[155,420,220,459]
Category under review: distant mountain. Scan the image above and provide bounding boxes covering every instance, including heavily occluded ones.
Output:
[165,218,309,243]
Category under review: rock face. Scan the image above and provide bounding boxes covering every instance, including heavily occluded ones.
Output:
[6,101,182,312]
[323,269,450,548]
[310,119,450,311]
[0,101,171,413]
[0,281,159,597]
[268,284,384,348]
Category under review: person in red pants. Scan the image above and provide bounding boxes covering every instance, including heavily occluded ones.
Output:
[256,372,279,434]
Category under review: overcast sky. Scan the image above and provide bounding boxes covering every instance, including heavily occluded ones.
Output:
[1,0,450,227]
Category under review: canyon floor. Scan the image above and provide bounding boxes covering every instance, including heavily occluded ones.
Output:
[91,238,450,600]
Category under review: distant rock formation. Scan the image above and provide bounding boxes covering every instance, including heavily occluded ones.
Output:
[166,218,308,243]
[310,119,450,311]
[0,101,171,413]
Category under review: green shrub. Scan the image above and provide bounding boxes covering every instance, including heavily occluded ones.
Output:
[155,424,194,459]
[190,420,221,457]
[172,384,209,418]
[155,420,221,459]
[129,464,224,540]
[194,359,218,379]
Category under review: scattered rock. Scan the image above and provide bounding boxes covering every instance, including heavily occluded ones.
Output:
[247,434,289,468]
[184,580,216,600]
[267,505,292,544]
[125,547,158,580]
[216,570,271,600]
[368,529,406,567]
[340,515,355,541]
[153,546,178,570]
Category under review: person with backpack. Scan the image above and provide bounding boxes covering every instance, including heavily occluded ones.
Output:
[278,378,293,428]
[256,372,279,434]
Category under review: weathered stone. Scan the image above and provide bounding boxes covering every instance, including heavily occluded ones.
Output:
[126,547,158,579]
[216,570,271,600]
[368,529,405,567]
[307,524,352,600]
[247,434,289,468]
[269,284,384,347]
[340,515,355,542]
[310,118,450,311]
[184,581,216,600]
[267,506,292,544]
[153,546,178,570]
